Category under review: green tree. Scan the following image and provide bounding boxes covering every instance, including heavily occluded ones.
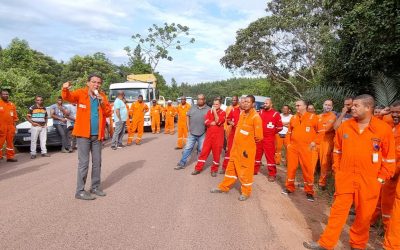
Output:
[320,0,400,94]
[220,0,334,98]
[125,22,195,73]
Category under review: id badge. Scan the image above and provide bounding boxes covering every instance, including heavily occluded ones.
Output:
[305,126,310,133]
[372,153,379,163]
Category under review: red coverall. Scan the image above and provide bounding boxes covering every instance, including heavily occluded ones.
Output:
[222,105,241,170]
[194,108,226,173]
[0,99,18,159]
[318,117,395,249]
[254,109,283,176]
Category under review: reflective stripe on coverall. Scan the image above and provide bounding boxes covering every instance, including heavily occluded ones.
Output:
[128,101,149,144]
[318,117,396,249]
[0,100,18,159]
[176,103,191,148]
[222,105,241,170]
[254,109,283,176]
[194,108,226,173]
[163,106,176,134]
[150,105,162,133]
[218,108,263,197]
[285,112,319,194]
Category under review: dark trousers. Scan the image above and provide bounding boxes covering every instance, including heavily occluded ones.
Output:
[55,124,70,150]
[76,136,102,194]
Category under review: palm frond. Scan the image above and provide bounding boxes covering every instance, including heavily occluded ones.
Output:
[303,85,355,110]
[373,72,399,107]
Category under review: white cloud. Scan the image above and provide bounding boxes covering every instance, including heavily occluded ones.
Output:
[0,0,268,83]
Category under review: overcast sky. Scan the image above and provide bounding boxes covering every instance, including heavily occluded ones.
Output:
[0,0,267,84]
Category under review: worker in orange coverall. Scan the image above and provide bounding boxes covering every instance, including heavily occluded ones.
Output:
[314,99,337,190]
[383,175,400,249]
[254,98,283,181]
[176,96,191,149]
[163,100,176,135]
[0,89,18,162]
[210,95,263,201]
[282,100,319,202]
[127,95,149,145]
[150,99,162,134]
[191,98,226,177]
[304,94,396,250]
[220,96,240,174]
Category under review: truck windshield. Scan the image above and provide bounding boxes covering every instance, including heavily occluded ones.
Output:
[109,89,149,102]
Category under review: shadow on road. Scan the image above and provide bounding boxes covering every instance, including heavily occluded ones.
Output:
[0,163,49,181]
[102,160,145,189]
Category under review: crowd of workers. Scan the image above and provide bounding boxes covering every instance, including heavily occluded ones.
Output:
[0,73,399,249]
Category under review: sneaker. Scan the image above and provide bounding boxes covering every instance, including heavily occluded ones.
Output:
[306,194,315,202]
[211,172,217,177]
[267,176,276,182]
[117,144,125,148]
[174,165,185,170]
[191,170,201,175]
[281,189,293,195]
[61,149,69,153]
[303,241,326,250]
[90,188,106,197]
[41,153,50,157]
[218,169,225,174]
[30,155,36,159]
[75,191,96,200]
[6,158,18,162]
[68,148,73,153]
[238,195,249,201]
[111,146,117,150]
[210,188,223,193]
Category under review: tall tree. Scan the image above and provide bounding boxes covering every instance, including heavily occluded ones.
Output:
[220,0,335,98]
[125,22,195,73]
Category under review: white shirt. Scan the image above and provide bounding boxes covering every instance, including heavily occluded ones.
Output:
[279,113,293,135]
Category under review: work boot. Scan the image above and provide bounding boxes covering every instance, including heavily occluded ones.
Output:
[174,163,185,170]
[211,172,217,177]
[90,188,106,197]
[303,241,327,249]
[350,248,363,250]
[135,140,141,145]
[238,195,249,201]
[318,185,326,191]
[254,172,258,175]
[75,191,96,200]
[306,194,315,202]
[6,158,18,162]
[111,146,117,150]
[210,188,223,193]
[191,170,201,175]
[268,176,276,182]
[152,132,155,134]
[281,189,293,195]
[41,153,50,157]
[30,155,36,159]
[218,169,225,174]
[68,148,73,153]
[156,131,160,134]
[174,147,182,150]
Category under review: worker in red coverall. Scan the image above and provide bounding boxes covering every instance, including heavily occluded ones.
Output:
[220,96,241,174]
[192,98,226,177]
[254,98,283,181]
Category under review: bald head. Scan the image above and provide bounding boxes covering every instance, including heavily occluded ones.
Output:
[354,94,375,109]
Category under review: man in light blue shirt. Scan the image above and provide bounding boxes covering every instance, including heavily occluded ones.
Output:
[111,91,127,149]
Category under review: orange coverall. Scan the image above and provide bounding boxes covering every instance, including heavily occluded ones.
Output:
[0,99,18,159]
[128,101,149,144]
[218,108,263,197]
[383,175,400,250]
[150,104,162,133]
[163,106,176,134]
[318,117,396,249]
[285,112,319,195]
[314,111,337,187]
[176,103,191,148]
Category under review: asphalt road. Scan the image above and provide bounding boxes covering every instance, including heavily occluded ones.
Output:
[0,129,363,250]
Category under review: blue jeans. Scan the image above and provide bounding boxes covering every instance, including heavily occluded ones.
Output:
[178,133,205,167]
